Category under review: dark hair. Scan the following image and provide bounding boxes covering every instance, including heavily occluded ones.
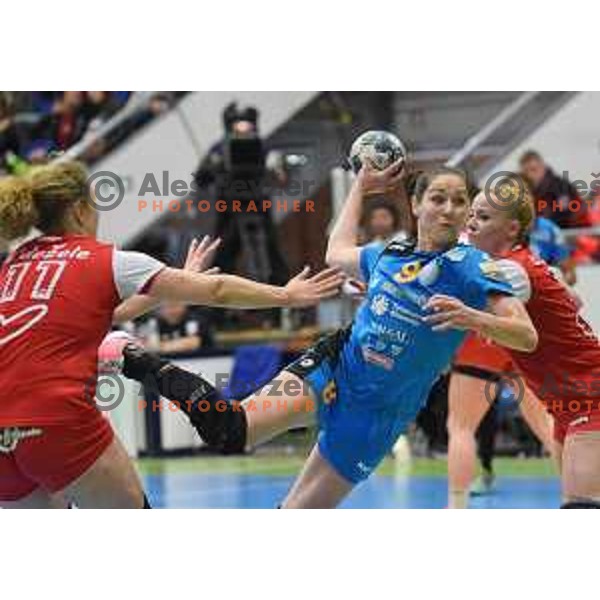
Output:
[222,102,259,132]
[519,150,543,166]
[366,197,400,229]
[409,166,469,202]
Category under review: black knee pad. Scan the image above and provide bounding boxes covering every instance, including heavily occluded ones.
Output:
[189,401,248,454]
[123,345,247,453]
[561,500,600,509]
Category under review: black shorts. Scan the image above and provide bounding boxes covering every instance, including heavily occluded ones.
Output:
[451,364,505,383]
[285,326,351,381]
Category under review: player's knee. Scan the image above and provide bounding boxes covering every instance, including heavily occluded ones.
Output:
[447,416,475,436]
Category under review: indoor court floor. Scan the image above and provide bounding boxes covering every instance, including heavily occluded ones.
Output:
[139,454,561,509]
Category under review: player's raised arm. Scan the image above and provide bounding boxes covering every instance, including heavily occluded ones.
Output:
[424,293,538,352]
[326,159,404,277]
[147,264,344,309]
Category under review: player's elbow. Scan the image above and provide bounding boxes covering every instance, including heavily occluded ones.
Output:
[325,240,341,267]
[520,324,539,353]
[325,248,341,268]
[325,243,352,269]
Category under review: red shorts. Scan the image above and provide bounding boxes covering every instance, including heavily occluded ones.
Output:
[0,411,114,502]
[553,410,600,445]
[454,333,515,374]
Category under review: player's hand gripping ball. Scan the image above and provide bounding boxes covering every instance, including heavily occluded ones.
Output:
[98,331,138,375]
[348,130,406,173]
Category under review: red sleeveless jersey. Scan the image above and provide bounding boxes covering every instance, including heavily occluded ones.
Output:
[506,245,600,407]
[0,235,121,425]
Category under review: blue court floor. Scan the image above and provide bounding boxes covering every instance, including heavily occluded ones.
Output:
[144,472,561,509]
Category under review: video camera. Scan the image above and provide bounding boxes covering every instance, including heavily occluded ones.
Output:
[222,102,265,182]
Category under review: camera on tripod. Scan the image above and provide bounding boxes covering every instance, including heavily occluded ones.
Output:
[222,102,265,185]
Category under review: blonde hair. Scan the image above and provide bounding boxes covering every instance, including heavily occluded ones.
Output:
[494,174,535,242]
[0,161,88,240]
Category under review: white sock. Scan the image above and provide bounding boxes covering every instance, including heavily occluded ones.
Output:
[448,489,469,509]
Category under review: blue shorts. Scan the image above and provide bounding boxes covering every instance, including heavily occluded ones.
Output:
[285,329,412,484]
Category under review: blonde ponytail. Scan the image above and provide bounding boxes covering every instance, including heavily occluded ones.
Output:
[0,161,88,240]
[0,176,39,240]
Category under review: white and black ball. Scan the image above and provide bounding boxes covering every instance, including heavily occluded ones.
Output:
[348,130,406,174]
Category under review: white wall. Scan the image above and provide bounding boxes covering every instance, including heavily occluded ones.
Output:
[97,91,317,246]
[483,91,600,184]
[575,264,600,335]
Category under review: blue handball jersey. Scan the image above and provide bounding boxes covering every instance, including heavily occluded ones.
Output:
[336,240,516,416]
[529,216,571,266]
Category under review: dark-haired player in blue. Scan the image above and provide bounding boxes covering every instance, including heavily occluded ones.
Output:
[123,160,538,508]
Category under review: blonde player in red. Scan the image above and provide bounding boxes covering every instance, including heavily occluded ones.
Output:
[433,176,600,508]
[0,161,343,508]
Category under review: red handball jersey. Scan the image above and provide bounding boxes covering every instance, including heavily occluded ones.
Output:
[506,245,600,412]
[0,234,164,426]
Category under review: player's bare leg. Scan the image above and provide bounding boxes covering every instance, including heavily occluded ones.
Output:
[242,373,352,508]
[447,373,491,508]
[561,431,600,507]
[60,436,145,508]
[518,385,557,463]
[281,445,354,508]
[554,440,564,474]
[244,371,316,448]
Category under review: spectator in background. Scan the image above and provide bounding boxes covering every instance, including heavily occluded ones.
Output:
[82,91,121,131]
[122,92,175,132]
[36,91,87,151]
[363,197,404,243]
[29,92,61,115]
[24,139,54,166]
[1,91,157,170]
[152,302,213,356]
[0,93,21,174]
[528,215,577,284]
[147,93,174,118]
[520,150,589,229]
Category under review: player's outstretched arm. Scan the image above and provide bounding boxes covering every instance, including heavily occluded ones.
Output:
[112,236,221,324]
[326,159,404,277]
[147,265,344,309]
[424,293,538,352]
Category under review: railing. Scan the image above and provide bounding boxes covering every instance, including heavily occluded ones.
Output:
[445,92,542,168]
[56,92,159,163]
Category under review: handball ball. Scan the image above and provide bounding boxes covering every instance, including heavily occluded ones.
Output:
[98,331,137,375]
[348,130,406,174]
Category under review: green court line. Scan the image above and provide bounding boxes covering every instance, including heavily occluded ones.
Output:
[138,454,557,478]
